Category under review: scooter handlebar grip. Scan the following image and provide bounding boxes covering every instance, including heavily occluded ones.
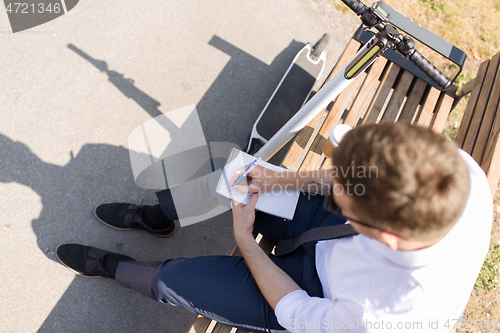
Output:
[408,50,452,90]
[341,0,366,15]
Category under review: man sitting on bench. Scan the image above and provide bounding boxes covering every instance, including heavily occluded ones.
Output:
[56,122,492,332]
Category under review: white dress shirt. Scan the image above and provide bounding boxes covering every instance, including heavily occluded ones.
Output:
[275,150,493,332]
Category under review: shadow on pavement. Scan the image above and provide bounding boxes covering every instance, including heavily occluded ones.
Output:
[0,36,305,332]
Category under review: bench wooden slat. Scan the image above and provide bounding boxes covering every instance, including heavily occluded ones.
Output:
[462,54,500,155]
[483,78,500,164]
[478,58,500,196]
[455,60,491,148]
[430,86,457,134]
[299,138,323,171]
[482,131,500,197]
[231,232,274,257]
[399,78,427,122]
[472,59,500,164]
[363,63,401,124]
[213,322,245,333]
[188,315,213,333]
[291,103,337,172]
[280,111,325,171]
[344,57,388,127]
[415,87,440,127]
[381,71,415,122]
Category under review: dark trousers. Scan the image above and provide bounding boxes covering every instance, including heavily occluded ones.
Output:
[115,194,345,332]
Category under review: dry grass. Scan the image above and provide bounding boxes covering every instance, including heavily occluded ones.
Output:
[330,1,500,331]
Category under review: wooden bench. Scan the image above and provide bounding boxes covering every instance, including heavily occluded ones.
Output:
[187,11,500,333]
[187,50,500,333]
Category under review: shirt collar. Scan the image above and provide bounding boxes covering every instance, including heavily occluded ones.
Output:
[367,229,453,268]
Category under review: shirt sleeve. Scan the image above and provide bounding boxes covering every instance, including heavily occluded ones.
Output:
[275,290,365,333]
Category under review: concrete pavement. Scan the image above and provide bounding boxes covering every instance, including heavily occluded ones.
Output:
[0,0,359,332]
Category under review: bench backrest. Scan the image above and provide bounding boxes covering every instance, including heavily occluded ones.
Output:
[455,53,500,197]
[187,42,500,333]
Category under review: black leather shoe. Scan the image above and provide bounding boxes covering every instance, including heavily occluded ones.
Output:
[56,243,134,278]
[94,203,175,238]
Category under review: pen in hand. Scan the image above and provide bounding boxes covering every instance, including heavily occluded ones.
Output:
[230,158,262,190]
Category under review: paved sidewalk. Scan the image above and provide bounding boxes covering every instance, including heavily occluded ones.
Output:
[0,0,358,332]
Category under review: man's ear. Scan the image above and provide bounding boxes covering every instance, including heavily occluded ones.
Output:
[377,231,401,250]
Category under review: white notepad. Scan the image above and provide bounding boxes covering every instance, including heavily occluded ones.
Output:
[216,148,300,220]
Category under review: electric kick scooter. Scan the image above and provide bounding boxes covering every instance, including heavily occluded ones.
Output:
[254,0,453,161]
[246,34,330,155]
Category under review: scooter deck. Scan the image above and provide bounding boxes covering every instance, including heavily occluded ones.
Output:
[247,43,326,153]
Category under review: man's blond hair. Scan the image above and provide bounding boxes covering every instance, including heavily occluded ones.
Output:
[332,122,470,241]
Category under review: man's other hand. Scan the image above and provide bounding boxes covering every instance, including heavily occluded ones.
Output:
[231,194,259,240]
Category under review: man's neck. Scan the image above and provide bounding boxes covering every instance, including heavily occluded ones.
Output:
[396,236,444,251]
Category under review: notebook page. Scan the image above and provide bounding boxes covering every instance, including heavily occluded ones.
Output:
[217,149,300,219]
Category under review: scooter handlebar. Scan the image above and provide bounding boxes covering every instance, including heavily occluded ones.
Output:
[341,0,366,15]
[407,49,452,90]
[342,0,452,90]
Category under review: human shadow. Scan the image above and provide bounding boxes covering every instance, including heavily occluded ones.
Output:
[3,36,306,332]
[68,43,164,120]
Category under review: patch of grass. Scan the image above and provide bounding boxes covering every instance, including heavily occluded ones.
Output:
[456,72,474,90]
[481,34,491,42]
[442,126,457,141]
[334,3,350,13]
[475,245,500,290]
[419,0,446,13]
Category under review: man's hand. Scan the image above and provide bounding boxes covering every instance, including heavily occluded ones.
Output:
[231,194,259,241]
[230,165,283,194]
